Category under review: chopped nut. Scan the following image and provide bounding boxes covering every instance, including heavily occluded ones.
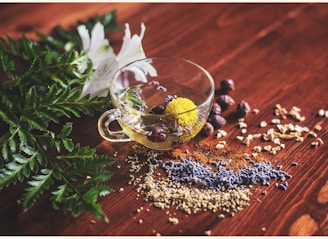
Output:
[259,121,267,128]
[311,141,319,148]
[317,138,324,145]
[314,123,322,131]
[242,134,253,146]
[218,214,225,219]
[204,230,212,236]
[273,138,281,145]
[215,141,227,149]
[289,106,306,122]
[308,131,317,138]
[253,146,262,153]
[252,133,262,139]
[311,138,323,148]
[263,145,272,151]
[253,108,260,114]
[271,118,280,124]
[168,217,179,225]
[274,104,288,119]
[318,109,325,117]
[236,135,244,141]
[239,121,247,128]
[217,129,227,138]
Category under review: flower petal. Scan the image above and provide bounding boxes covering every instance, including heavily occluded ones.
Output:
[80,57,119,98]
[116,23,157,78]
[77,25,90,51]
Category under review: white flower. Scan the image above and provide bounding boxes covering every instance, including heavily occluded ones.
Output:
[78,22,157,99]
[77,22,115,70]
[116,23,156,77]
[80,57,118,98]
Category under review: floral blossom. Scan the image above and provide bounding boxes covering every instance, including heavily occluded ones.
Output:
[77,22,115,70]
[78,22,156,99]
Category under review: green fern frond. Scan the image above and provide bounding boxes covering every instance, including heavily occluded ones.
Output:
[0,10,119,222]
[23,168,54,211]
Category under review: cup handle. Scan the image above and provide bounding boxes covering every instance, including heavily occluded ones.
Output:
[97,109,132,142]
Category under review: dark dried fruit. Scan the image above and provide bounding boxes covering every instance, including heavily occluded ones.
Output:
[236,101,251,118]
[210,102,222,115]
[149,104,165,114]
[209,114,227,129]
[201,122,214,137]
[220,79,235,93]
[216,94,235,111]
[147,124,167,143]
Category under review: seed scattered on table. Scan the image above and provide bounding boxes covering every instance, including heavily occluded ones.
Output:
[168,217,179,225]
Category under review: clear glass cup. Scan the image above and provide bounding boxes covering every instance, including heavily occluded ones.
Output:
[98,57,215,150]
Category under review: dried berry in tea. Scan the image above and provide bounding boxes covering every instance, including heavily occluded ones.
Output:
[147,124,167,142]
[149,104,165,114]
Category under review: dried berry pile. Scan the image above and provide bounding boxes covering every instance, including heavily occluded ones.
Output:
[201,78,251,137]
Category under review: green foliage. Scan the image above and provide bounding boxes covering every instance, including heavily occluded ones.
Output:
[0,11,118,222]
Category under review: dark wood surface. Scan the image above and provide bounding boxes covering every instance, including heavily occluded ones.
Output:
[0,3,327,236]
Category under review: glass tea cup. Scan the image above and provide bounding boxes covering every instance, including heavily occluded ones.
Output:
[98,57,215,150]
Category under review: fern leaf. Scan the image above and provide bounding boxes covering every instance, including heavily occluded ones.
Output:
[22,34,37,59]
[0,161,25,190]
[25,87,38,109]
[0,108,19,126]
[23,168,54,210]
[82,187,109,223]
[20,113,48,131]
[51,184,67,210]
[0,151,40,190]
[59,122,73,138]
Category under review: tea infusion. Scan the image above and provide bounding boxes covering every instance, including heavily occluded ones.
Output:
[117,80,209,150]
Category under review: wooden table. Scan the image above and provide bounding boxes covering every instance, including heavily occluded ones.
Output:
[0,2,327,236]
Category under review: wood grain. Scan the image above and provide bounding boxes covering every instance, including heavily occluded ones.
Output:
[0,3,327,236]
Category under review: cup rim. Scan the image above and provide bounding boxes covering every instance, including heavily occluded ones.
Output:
[110,56,215,117]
